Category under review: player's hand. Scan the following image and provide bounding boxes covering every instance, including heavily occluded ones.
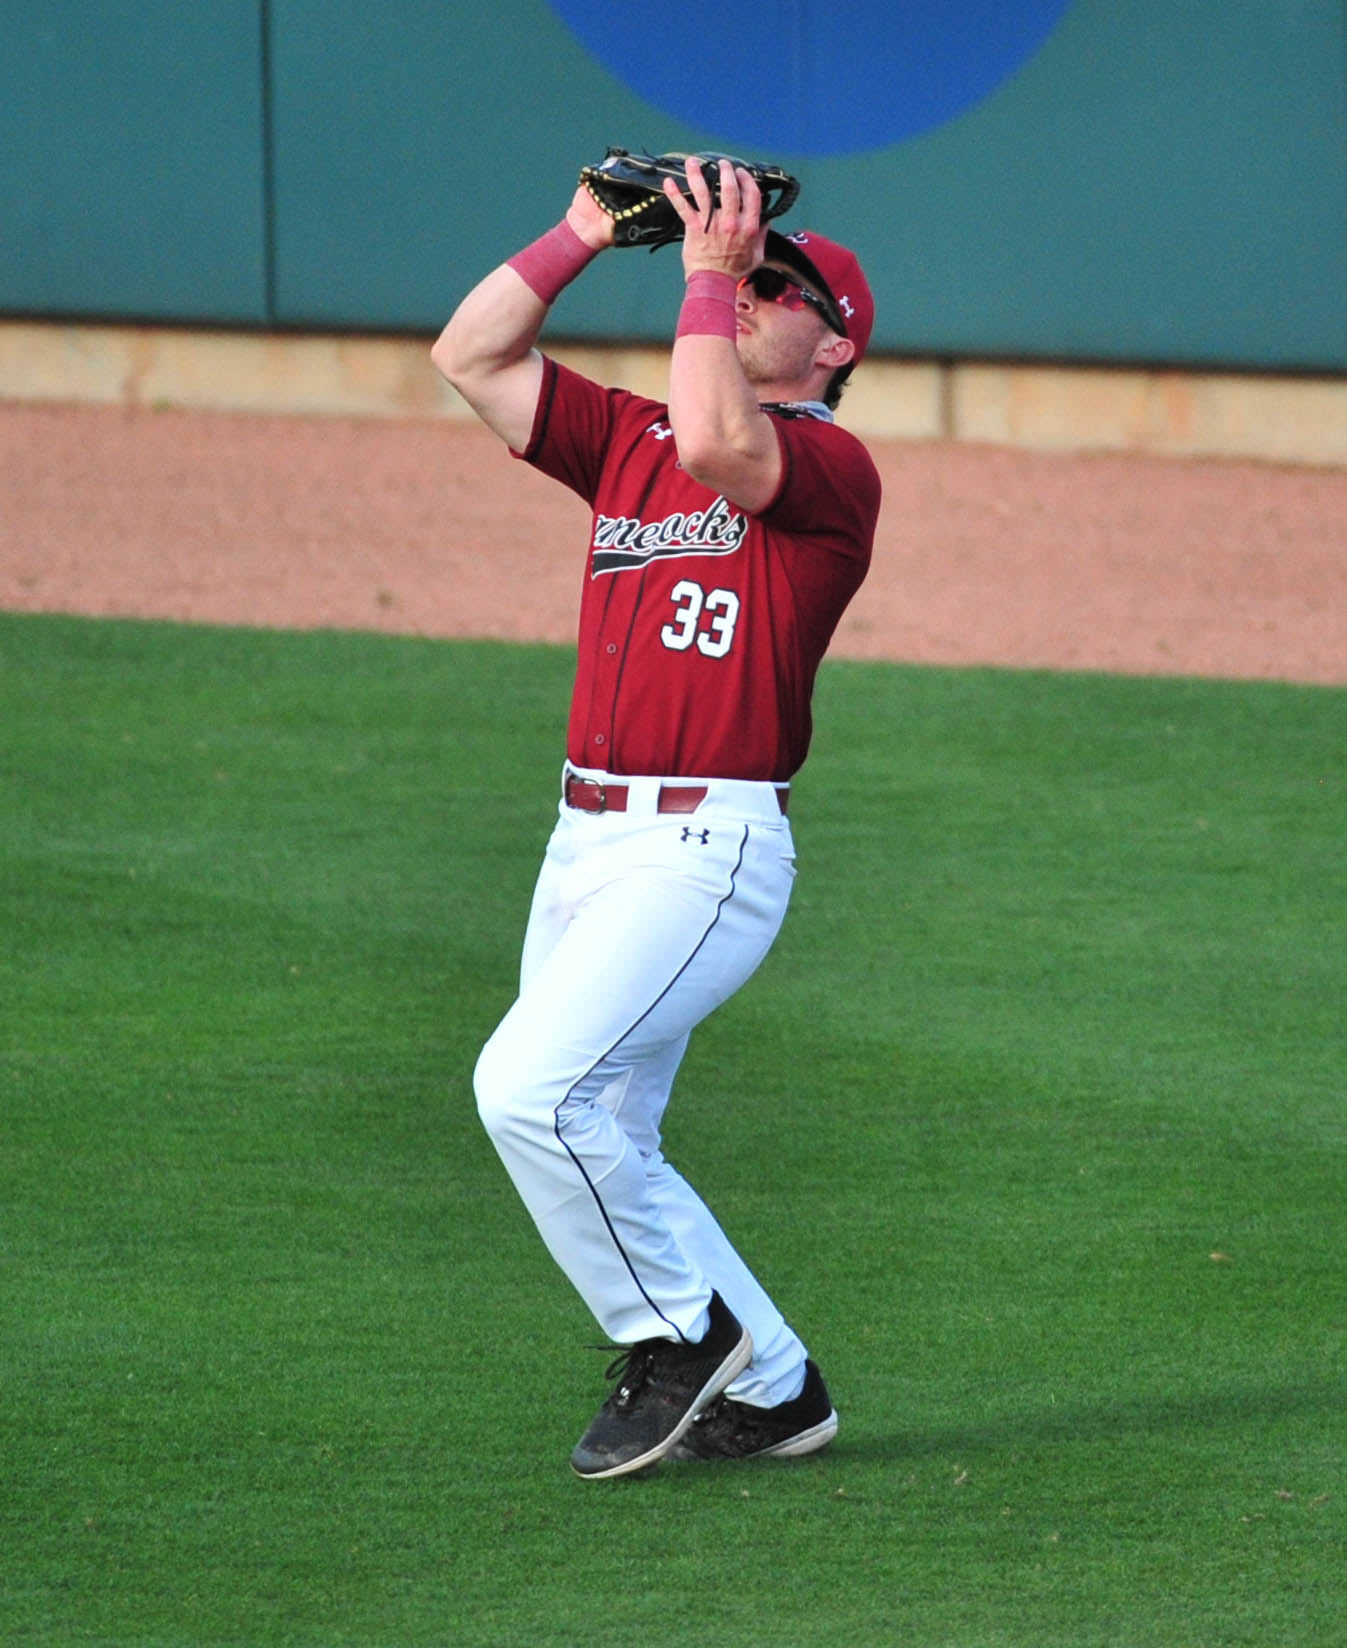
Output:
[566,183,616,251]
[664,157,767,280]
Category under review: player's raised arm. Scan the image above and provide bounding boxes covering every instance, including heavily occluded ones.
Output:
[431,188,613,452]
[661,159,783,514]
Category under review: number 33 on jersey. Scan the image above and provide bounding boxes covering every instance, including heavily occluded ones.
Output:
[661,582,740,657]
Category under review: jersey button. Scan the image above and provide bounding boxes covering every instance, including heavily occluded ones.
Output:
[605,644,617,655]
[594,734,606,746]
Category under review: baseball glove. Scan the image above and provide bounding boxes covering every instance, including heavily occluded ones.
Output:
[578,147,800,250]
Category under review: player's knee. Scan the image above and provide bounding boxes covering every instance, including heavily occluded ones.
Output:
[472,1036,514,1140]
[474,1018,599,1149]
[473,1031,549,1143]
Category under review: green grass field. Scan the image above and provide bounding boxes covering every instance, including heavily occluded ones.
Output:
[3,612,1343,1647]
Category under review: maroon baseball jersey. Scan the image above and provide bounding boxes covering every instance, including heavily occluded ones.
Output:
[515,357,881,782]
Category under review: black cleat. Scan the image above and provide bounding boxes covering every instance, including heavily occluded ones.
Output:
[570,1292,752,1479]
[668,1357,838,1461]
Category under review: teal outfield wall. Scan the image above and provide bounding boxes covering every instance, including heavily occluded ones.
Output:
[3,1,1345,371]
[2,2,269,323]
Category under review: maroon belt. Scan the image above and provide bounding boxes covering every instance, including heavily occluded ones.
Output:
[563,775,788,815]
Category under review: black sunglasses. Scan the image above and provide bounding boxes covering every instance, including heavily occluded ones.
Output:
[738,267,844,334]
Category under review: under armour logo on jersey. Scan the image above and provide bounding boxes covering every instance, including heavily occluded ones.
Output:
[680,827,711,845]
[648,422,675,441]
[839,295,855,319]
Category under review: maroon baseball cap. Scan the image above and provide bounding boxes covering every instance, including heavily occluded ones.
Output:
[764,228,876,367]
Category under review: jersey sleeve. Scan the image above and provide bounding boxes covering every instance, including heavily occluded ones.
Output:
[759,417,882,560]
[512,357,623,506]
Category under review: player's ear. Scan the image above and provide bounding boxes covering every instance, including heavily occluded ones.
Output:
[814,332,855,373]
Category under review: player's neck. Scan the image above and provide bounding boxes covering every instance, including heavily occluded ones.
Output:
[755,376,829,410]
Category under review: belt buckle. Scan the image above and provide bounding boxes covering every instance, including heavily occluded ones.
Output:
[567,774,606,813]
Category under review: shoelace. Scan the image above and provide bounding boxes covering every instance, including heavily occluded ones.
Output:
[596,1343,657,1407]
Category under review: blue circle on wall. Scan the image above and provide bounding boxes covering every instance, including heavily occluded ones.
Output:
[546,0,1074,156]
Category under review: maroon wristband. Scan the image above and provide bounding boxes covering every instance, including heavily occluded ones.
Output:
[507,219,599,304]
[676,270,739,340]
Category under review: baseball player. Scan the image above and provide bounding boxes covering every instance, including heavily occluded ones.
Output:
[432,156,881,1478]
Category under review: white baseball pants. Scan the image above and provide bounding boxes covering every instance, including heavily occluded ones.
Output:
[473,765,810,1408]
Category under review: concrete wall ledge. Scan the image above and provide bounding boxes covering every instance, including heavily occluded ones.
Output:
[3,319,1345,468]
